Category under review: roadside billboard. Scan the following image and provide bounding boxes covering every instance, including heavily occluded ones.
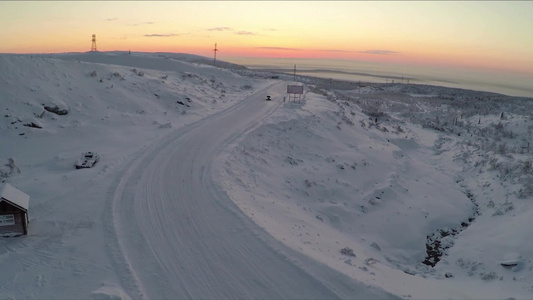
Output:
[287,85,304,94]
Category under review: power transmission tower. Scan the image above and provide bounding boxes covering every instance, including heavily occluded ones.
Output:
[213,43,219,66]
[91,34,97,52]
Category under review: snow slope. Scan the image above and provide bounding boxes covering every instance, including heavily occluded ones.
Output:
[0,52,259,298]
[219,81,533,299]
[1,51,532,299]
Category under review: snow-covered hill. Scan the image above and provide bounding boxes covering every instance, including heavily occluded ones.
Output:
[1,52,532,299]
[220,81,533,298]
[0,52,270,299]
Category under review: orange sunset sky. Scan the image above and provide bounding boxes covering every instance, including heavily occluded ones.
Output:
[1,1,532,74]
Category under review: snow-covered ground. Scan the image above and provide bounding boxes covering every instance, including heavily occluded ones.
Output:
[1,51,532,299]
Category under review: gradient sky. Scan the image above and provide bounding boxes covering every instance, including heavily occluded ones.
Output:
[1,1,532,74]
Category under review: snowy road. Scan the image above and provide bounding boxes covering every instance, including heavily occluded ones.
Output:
[110,81,391,299]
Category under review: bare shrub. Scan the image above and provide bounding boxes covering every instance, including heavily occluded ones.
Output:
[362,106,385,119]
[1,158,20,179]
[340,247,356,257]
[496,143,507,155]
[517,176,533,199]
[523,160,533,174]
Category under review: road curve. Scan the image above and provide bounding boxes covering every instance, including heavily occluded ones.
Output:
[111,81,392,299]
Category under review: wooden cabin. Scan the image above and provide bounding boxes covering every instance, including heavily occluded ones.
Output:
[0,183,30,236]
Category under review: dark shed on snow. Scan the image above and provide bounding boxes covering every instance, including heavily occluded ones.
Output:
[0,183,30,236]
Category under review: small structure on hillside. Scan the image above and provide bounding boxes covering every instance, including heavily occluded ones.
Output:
[0,183,30,236]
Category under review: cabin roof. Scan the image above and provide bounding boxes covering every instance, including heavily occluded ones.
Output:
[0,183,29,212]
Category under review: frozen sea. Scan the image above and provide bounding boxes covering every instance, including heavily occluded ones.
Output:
[225,57,533,98]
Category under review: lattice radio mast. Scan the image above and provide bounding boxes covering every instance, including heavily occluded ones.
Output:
[213,43,219,66]
[91,34,97,52]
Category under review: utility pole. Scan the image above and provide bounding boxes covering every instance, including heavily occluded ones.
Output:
[293,64,296,81]
[213,43,219,66]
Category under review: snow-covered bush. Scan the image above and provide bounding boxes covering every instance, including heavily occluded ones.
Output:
[480,271,498,281]
[131,68,144,76]
[361,102,386,120]
[0,158,20,180]
[340,247,356,257]
[517,176,533,199]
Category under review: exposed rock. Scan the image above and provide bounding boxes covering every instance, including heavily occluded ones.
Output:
[44,105,68,116]
[370,242,381,251]
[23,118,42,129]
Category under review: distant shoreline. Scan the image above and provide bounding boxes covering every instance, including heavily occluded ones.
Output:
[281,68,533,98]
[234,67,531,101]
[225,57,533,98]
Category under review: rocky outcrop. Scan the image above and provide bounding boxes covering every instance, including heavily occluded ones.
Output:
[44,105,68,116]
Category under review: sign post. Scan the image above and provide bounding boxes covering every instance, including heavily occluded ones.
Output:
[287,85,304,102]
